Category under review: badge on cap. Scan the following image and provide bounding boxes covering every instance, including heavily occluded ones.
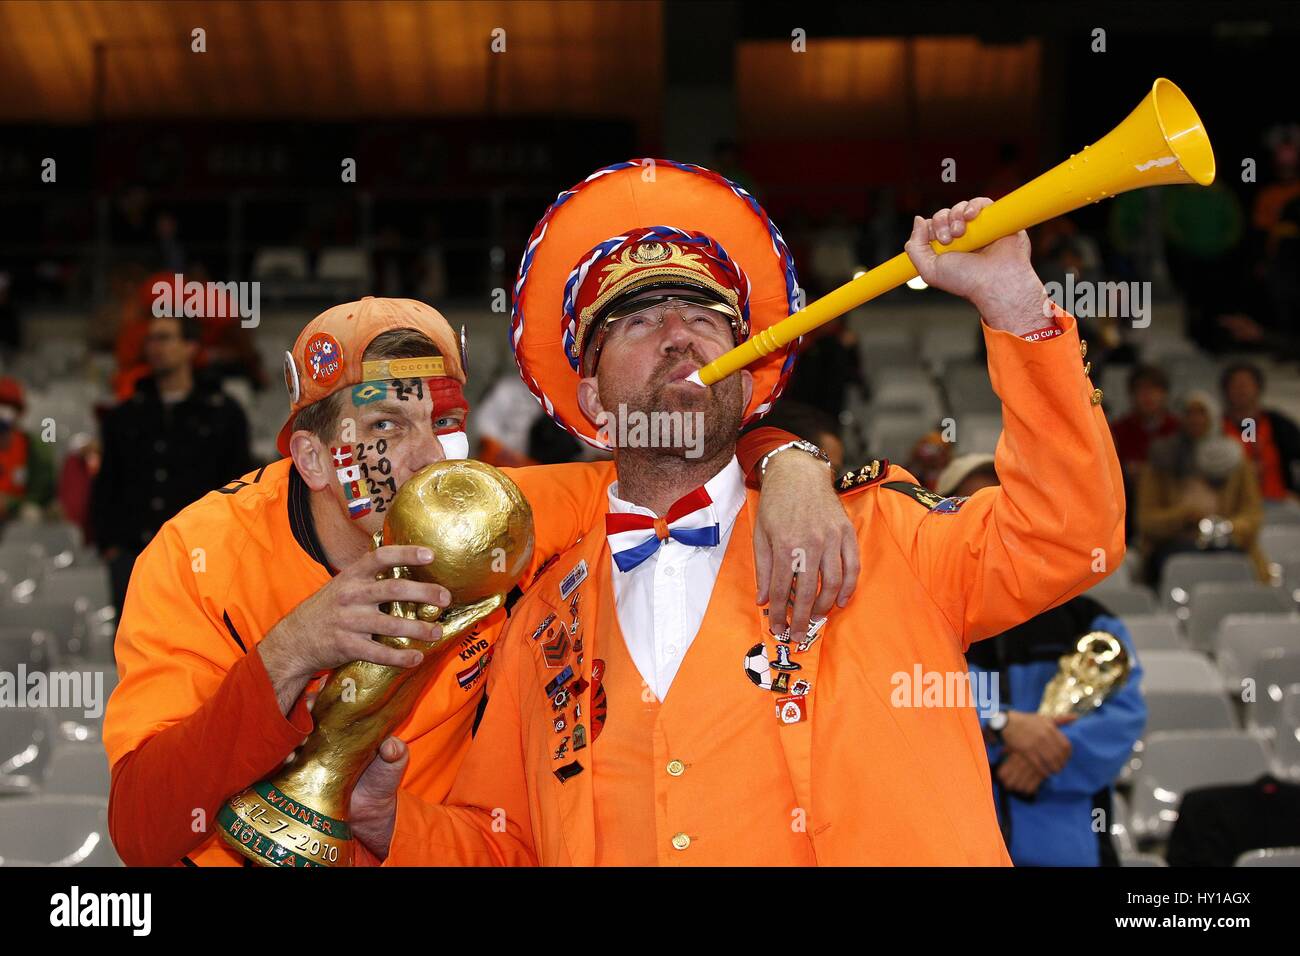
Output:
[304,332,343,385]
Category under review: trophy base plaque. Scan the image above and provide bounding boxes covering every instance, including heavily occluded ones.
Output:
[217,782,352,868]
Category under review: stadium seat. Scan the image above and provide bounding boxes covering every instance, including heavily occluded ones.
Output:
[316,247,370,288]
[1085,585,1157,616]
[1,521,80,553]
[1235,846,1300,866]
[1215,614,1300,690]
[1143,689,1237,733]
[1090,562,1132,591]
[0,796,121,866]
[252,246,309,280]
[1261,525,1300,562]
[1129,731,1272,841]
[942,361,1000,414]
[1121,614,1185,652]
[2,601,87,658]
[1140,650,1223,693]
[1186,583,1294,653]
[868,416,936,463]
[0,627,60,673]
[1120,852,1168,866]
[1246,653,1300,735]
[42,742,111,798]
[1161,553,1257,610]
[0,543,45,591]
[1262,499,1300,526]
[0,707,56,794]
[49,667,118,743]
[954,412,1002,456]
[857,343,919,380]
[1110,791,1135,853]
[39,566,112,611]
[920,323,978,373]
[1272,693,1300,779]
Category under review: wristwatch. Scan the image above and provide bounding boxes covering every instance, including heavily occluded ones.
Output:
[987,710,1009,744]
[758,439,832,482]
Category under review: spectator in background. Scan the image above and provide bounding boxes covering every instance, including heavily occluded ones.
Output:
[474,374,545,468]
[113,270,266,400]
[92,314,251,612]
[0,376,55,522]
[1111,365,1181,480]
[1138,390,1266,585]
[744,400,845,471]
[1251,124,1300,265]
[525,413,587,466]
[1162,182,1246,352]
[57,433,101,545]
[1221,362,1300,501]
[949,456,1146,867]
[906,429,955,492]
[155,211,185,273]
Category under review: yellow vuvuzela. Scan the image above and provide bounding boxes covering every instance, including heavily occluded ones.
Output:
[689,77,1215,387]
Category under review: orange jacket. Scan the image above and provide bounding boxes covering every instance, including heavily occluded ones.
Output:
[380,312,1126,865]
[104,432,790,866]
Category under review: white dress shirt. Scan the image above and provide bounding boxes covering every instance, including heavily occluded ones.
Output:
[606,457,746,702]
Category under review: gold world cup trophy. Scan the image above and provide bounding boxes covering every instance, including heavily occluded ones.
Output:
[1038,630,1132,718]
[217,459,534,867]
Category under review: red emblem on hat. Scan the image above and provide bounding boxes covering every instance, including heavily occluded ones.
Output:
[304,332,344,386]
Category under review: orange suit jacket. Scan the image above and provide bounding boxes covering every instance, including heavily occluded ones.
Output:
[382,311,1126,865]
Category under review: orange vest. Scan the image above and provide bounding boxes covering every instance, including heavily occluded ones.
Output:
[591,525,816,865]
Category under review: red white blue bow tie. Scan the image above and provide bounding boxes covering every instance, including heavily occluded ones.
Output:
[605,486,721,572]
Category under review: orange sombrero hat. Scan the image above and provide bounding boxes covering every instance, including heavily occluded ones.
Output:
[510,159,801,449]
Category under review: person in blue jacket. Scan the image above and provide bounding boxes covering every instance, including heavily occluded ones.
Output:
[941,454,1147,866]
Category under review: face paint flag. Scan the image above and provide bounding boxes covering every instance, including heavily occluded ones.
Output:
[348,498,372,519]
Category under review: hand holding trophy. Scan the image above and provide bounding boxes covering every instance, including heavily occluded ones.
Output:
[218,459,534,867]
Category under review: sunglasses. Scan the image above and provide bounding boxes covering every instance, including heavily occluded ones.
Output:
[584,293,742,374]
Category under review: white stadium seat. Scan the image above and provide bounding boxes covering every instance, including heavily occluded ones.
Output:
[0,796,121,866]
[1129,731,1272,842]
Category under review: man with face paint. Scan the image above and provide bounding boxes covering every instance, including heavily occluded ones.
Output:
[103,296,855,866]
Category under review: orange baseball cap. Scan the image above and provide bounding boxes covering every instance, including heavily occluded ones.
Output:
[277,296,467,456]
